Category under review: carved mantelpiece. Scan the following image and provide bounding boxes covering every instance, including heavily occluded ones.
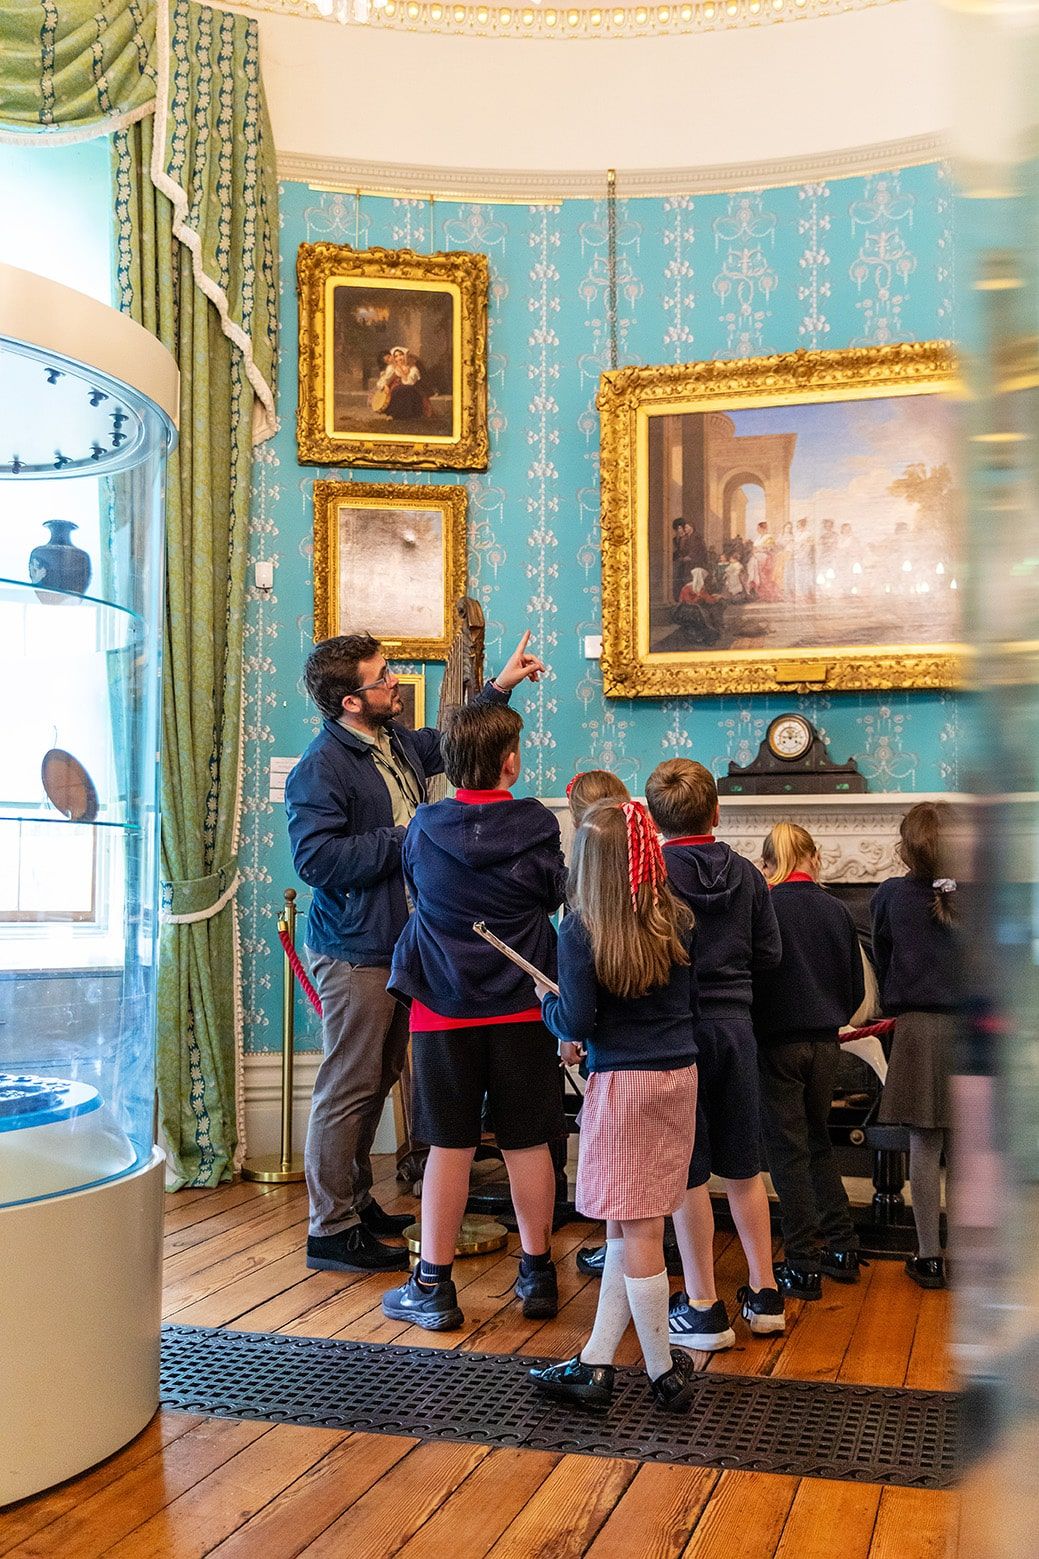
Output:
[544,793,969,883]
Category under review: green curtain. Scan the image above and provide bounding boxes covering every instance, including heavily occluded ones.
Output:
[1,0,279,1186]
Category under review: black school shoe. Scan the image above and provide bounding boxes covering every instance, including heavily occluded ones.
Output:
[358,1196,414,1237]
[905,1256,947,1290]
[773,1261,823,1301]
[382,1272,464,1330]
[516,1261,559,1319]
[530,1355,615,1409]
[736,1284,786,1335]
[577,1241,684,1278]
[306,1224,409,1273]
[819,1248,866,1284]
[649,1350,697,1413]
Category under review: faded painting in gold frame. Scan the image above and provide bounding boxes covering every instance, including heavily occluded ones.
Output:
[598,342,963,698]
[393,673,426,732]
[297,243,489,470]
[313,480,467,661]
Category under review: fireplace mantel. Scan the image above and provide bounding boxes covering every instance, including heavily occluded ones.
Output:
[543,792,970,884]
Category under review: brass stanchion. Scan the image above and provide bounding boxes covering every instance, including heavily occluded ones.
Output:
[242,888,306,1183]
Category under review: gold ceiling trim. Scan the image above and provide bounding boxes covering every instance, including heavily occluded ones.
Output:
[233,0,904,41]
[278,135,944,202]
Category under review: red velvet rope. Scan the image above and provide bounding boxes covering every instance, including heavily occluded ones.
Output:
[278,923,324,1016]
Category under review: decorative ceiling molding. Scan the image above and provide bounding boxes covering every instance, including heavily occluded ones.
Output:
[277,135,945,201]
[232,0,904,41]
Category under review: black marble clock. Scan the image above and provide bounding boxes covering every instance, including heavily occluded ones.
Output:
[717,713,867,795]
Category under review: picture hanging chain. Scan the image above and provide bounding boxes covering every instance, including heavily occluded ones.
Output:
[607,168,618,372]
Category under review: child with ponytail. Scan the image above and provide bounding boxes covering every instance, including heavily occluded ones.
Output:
[872,802,962,1289]
[530,801,700,1413]
[753,823,865,1296]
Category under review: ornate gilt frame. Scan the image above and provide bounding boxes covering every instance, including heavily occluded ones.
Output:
[297,243,489,470]
[313,480,467,660]
[598,341,962,698]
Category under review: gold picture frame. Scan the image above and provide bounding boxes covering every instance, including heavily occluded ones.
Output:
[313,480,467,661]
[297,243,489,470]
[598,342,963,698]
[393,672,426,732]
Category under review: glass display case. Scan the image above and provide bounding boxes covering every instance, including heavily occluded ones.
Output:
[0,262,178,1505]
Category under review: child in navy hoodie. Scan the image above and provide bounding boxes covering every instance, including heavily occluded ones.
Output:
[646,758,784,1347]
[753,823,865,1297]
[383,702,568,1331]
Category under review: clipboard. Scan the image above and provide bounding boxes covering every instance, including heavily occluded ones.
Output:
[472,921,559,995]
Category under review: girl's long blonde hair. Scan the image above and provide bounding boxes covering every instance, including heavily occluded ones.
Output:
[569,799,693,999]
[761,821,820,887]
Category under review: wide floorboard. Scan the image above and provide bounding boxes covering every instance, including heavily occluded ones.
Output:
[0,1162,959,1557]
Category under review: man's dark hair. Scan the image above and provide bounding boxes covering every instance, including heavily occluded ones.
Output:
[304,633,380,720]
[440,703,523,790]
[671,517,686,531]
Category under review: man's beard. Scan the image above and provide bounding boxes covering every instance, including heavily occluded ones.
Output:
[359,692,402,730]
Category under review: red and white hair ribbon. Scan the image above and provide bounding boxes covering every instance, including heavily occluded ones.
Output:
[621,800,665,910]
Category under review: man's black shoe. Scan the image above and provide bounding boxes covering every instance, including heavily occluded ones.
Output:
[773,1260,822,1300]
[306,1224,409,1273]
[382,1273,463,1330]
[576,1243,606,1276]
[358,1196,414,1237]
[820,1248,866,1284]
[905,1255,946,1290]
[530,1355,614,1409]
[649,1350,697,1413]
[516,1261,558,1319]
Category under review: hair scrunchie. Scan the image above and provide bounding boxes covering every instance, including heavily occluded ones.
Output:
[565,772,587,798]
[933,878,957,893]
[622,800,666,910]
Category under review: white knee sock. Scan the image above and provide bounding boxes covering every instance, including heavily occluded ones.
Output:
[580,1239,631,1366]
[624,1270,674,1382]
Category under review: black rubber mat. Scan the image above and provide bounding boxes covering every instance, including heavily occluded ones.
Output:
[160,1324,959,1489]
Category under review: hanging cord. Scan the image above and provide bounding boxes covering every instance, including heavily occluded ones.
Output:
[278,921,323,1016]
[606,167,618,371]
[621,800,665,910]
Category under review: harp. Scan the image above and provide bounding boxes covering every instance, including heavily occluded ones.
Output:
[394,597,485,1187]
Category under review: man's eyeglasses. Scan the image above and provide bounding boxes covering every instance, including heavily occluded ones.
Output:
[352,667,396,695]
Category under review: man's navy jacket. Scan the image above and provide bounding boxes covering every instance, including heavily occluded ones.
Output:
[284,682,508,965]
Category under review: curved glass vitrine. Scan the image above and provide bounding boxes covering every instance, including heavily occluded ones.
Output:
[0,281,174,1209]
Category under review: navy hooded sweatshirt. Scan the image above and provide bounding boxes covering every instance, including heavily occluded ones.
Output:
[663,837,781,1008]
[752,878,865,1042]
[388,792,568,1020]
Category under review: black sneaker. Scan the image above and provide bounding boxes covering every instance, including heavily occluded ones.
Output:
[736,1284,786,1335]
[905,1256,946,1290]
[773,1261,822,1300]
[382,1272,463,1330]
[576,1244,606,1276]
[649,1349,697,1413]
[358,1196,414,1237]
[516,1261,558,1320]
[306,1224,409,1273]
[530,1355,614,1409]
[667,1292,735,1351]
[819,1248,866,1284]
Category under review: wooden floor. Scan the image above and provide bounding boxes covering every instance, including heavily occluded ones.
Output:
[1,1160,959,1557]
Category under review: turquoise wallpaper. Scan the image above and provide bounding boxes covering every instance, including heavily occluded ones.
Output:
[240,162,961,1052]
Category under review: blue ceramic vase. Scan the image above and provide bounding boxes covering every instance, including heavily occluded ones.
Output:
[28,519,92,603]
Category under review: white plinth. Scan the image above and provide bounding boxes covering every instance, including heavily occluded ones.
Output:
[0,1145,165,1506]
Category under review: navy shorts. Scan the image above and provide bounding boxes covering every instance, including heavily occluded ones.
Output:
[410,1020,565,1151]
[687,1008,762,1187]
